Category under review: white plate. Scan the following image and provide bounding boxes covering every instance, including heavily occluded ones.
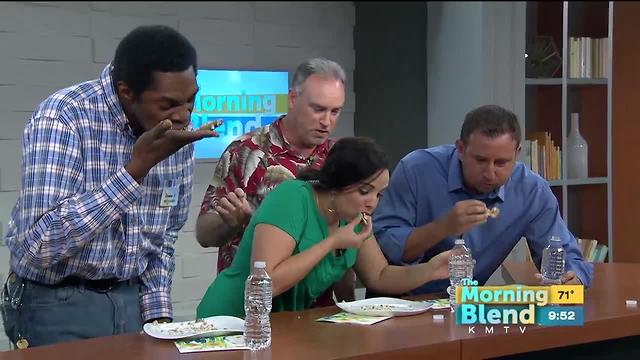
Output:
[143,316,245,340]
[337,297,432,317]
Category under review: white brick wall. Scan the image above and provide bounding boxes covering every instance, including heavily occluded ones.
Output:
[0,1,355,350]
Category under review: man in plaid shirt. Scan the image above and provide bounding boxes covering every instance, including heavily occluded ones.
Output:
[196,58,356,306]
[1,25,216,348]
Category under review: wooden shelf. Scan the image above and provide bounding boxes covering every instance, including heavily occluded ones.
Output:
[567,78,608,85]
[547,177,609,186]
[525,78,608,85]
[525,1,612,262]
[526,78,562,85]
[565,177,609,185]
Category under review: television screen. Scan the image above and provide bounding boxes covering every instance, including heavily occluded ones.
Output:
[191,69,289,160]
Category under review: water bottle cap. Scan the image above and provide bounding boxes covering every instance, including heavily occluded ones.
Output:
[254,261,266,269]
[454,239,465,245]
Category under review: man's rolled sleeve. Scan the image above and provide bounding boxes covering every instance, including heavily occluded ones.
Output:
[199,184,220,216]
[373,161,420,265]
[561,227,594,286]
[525,183,594,287]
[568,256,593,287]
[198,148,239,217]
[375,227,421,265]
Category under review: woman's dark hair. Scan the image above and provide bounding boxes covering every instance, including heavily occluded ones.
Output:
[112,25,197,97]
[297,137,388,191]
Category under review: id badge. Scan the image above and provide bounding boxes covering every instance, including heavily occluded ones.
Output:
[160,181,179,208]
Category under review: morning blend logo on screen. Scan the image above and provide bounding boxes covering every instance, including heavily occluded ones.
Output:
[191,69,289,160]
[454,278,584,334]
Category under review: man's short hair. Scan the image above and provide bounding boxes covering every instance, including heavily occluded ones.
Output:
[291,58,346,94]
[460,105,521,146]
[112,25,197,96]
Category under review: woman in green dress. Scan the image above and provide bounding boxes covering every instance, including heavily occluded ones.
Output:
[197,136,451,318]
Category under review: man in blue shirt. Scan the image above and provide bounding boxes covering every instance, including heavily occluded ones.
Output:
[1,25,217,348]
[373,105,593,295]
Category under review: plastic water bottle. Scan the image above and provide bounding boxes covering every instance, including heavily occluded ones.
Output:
[244,261,272,350]
[448,238,475,310]
[541,236,565,285]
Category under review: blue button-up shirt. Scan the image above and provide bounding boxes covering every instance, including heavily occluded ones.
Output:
[373,145,593,294]
[4,64,194,321]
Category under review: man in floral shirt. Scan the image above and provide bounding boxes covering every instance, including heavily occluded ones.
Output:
[196,58,355,305]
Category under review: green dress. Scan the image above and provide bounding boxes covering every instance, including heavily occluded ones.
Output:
[196,179,358,318]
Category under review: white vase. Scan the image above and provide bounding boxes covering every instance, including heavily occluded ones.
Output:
[566,113,589,178]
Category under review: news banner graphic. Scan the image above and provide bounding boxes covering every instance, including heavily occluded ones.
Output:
[454,279,584,333]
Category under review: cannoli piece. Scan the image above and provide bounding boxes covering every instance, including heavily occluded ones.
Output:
[486,207,500,218]
[198,119,223,131]
[360,212,369,225]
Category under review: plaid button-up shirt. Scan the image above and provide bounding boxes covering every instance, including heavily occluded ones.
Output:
[4,64,193,322]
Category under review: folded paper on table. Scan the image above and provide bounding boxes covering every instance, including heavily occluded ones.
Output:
[174,335,249,353]
[423,299,451,310]
[316,312,392,325]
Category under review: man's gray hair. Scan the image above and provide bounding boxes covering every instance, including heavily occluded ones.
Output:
[291,58,346,94]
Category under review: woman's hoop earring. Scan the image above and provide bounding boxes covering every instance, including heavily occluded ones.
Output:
[327,194,336,213]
